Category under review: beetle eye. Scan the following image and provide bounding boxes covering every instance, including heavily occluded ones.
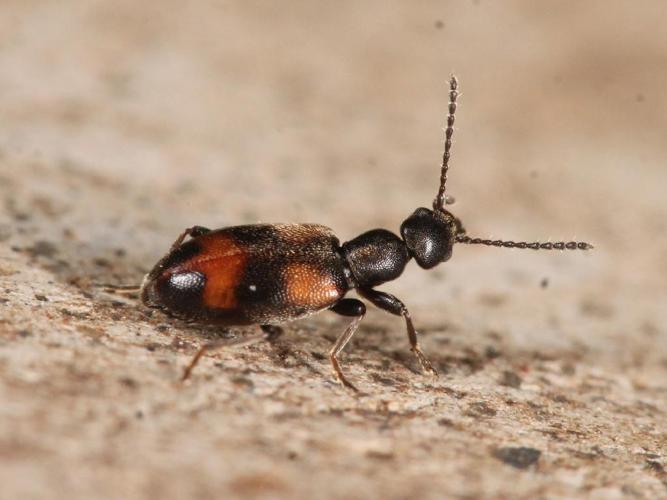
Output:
[400,208,456,269]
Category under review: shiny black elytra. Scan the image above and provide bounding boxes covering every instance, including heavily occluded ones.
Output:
[138,76,593,390]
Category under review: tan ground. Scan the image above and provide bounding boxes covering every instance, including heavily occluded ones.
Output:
[1,2,666,499]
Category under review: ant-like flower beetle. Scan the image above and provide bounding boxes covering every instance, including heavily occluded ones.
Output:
[135,76,592,390]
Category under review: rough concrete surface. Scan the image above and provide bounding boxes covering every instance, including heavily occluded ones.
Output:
[1,2,666,499]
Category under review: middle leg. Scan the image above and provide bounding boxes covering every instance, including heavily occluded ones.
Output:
[328,298,367,391]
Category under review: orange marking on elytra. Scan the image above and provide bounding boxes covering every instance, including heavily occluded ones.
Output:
[283,262,341,309]
[191,234,248,309]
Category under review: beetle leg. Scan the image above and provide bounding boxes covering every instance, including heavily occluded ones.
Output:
[358,288,438,377]
[329,298,366,391]
[181,325,283,381]
[170,225,212,251]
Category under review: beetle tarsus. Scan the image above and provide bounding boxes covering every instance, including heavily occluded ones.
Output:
[181,344,208,381]
[412,347,438,377]
[329,355,359,392]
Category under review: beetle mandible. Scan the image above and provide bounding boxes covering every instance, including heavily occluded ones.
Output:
[139,76,592,389]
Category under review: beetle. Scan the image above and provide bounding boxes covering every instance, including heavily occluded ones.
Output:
[138,76,592,389]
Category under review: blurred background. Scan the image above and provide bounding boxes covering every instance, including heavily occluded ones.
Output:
[1,1,666,498]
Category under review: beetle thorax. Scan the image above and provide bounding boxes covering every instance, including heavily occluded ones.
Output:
[341,229,410,288]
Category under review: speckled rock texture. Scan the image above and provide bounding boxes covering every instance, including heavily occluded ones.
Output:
[1,2,665,499]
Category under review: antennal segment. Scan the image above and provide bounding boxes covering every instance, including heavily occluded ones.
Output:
[456,235,593,250]
[433,75,459,212]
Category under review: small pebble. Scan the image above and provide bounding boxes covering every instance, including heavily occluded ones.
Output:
[493,447,541,469]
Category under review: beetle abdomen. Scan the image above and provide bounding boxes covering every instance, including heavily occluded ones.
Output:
[141,224,350,324]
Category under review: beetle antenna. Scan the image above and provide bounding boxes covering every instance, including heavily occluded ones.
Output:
[433,75,459,212]
[456,234,593,250]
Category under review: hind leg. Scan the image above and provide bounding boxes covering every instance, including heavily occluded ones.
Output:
[170,226,211,251]
[181,325,283,381]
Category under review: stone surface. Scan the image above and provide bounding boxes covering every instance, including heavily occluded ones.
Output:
[1,2,666,499]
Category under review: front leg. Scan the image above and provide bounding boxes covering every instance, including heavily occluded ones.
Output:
[358,287,437,377]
